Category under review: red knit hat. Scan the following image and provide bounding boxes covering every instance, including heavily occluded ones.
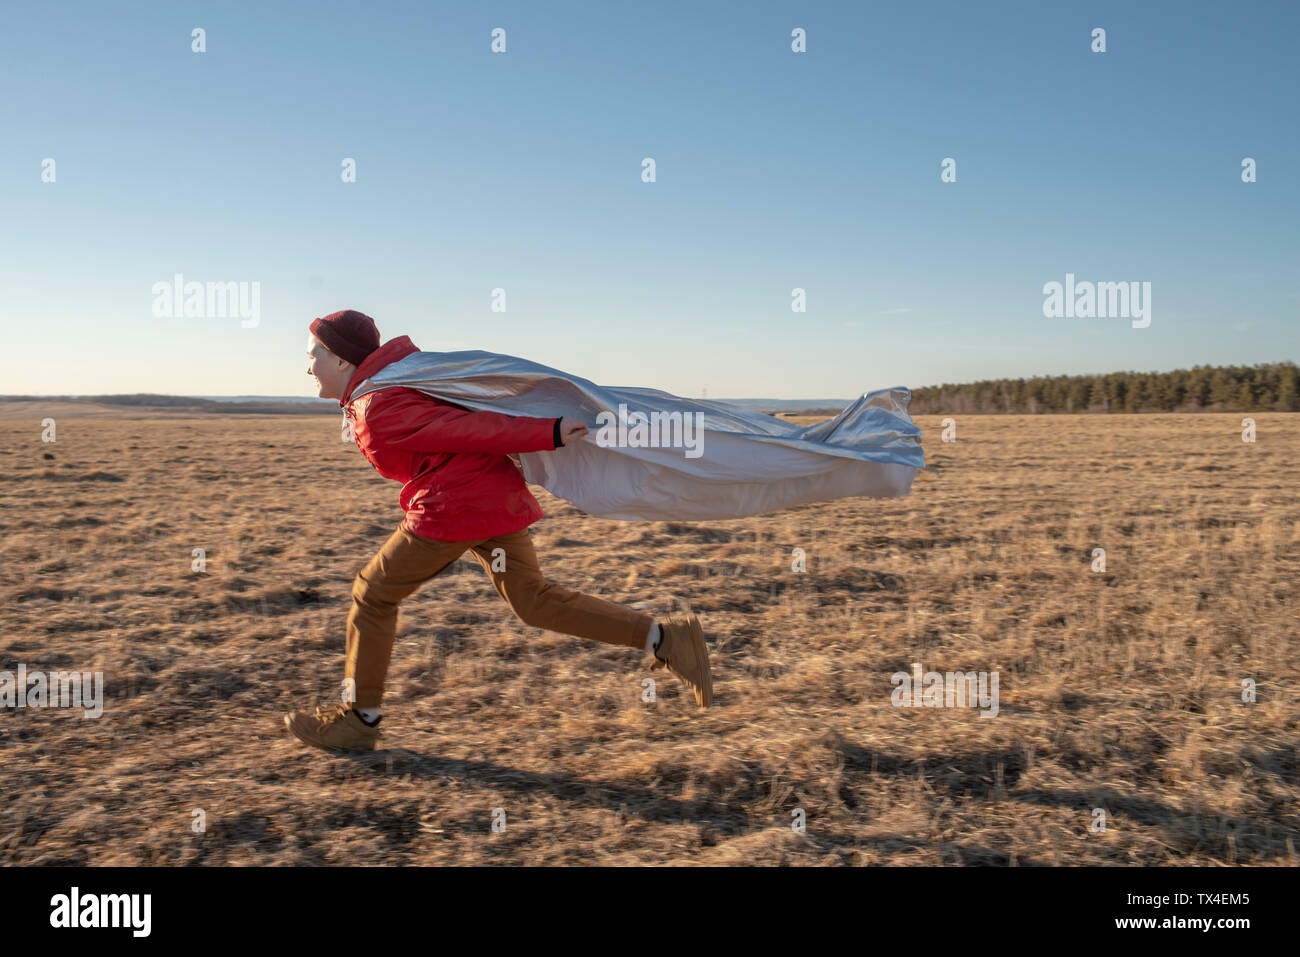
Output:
[309,310,381,366]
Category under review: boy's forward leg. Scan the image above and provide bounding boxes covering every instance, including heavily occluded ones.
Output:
[345,527,474,708]
[284,525,474,751]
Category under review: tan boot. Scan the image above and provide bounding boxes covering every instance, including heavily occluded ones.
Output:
[283,703,381,752]
[650,613,713,708]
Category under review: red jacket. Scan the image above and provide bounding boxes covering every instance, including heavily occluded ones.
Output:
[339,337,562,542]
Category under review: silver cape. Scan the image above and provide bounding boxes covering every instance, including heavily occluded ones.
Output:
[350,350,925,522]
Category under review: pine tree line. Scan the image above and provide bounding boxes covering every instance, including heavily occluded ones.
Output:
[907,362,1298,414]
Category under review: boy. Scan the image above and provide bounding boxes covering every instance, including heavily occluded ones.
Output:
[284,310,712,752]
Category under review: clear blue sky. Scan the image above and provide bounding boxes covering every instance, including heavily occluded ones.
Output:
[1,0,1296,398]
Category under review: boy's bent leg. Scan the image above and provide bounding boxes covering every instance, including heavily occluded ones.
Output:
[469,530,652,650]
[346,527,476,708]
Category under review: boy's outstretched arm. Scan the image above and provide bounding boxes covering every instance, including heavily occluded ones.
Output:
[356,389,576,455]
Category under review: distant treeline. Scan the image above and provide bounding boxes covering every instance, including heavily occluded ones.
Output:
[907,363,1298,414]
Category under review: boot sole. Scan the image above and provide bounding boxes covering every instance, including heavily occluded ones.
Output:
[685,614,713,707]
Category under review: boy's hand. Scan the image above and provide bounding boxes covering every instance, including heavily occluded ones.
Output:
[559,416,590,445]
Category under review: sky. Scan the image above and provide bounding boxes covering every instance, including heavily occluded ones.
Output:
[0,0,1296,399]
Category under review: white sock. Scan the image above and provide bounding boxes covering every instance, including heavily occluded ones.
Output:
[356,706,381,722]
[644,622,661,653]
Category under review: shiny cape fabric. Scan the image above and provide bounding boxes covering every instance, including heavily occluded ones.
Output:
[349,350,926,522]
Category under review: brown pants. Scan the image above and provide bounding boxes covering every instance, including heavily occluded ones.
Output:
[344,525,654,708]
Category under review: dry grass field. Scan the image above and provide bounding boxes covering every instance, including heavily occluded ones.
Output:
[1,407,1296,865]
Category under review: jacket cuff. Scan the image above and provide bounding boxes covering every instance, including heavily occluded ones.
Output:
[553,417,563,448]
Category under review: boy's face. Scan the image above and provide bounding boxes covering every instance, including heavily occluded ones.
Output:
[307,334,355,399]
